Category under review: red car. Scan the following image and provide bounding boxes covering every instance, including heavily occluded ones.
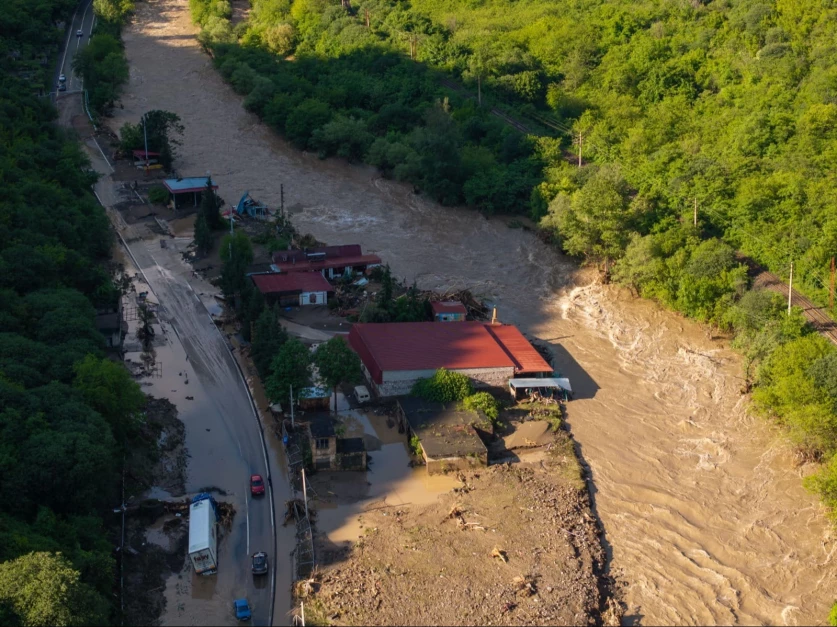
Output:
[250,474,265,496]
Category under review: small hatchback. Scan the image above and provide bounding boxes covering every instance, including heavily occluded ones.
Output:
[59,73,66,83]
[250,474,265,496]
[251,552,268,575]
[76,29,83,37]
[233,598,251,621]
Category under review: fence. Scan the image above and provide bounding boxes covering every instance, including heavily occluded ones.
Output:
[281,421,316,582]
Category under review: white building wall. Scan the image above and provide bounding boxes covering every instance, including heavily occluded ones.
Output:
[298,291,328,306]
[374,366,514,397]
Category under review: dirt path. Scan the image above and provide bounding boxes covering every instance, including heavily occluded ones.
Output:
[111,1,836,624]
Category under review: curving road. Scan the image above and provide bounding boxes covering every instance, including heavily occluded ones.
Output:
[54,3,293,624]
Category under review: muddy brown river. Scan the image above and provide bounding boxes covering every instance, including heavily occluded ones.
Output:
[113,1,836,623]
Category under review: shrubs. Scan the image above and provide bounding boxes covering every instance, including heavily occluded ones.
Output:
[411,368,473,402]
[147,185,169,205]
[463,391,500,424]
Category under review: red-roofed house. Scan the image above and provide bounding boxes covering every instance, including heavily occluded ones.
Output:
[252,273,334,306]
[271,245,382,279]
[348,322,552,397]
[431,301,467,322]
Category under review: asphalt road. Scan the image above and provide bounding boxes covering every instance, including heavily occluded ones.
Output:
[54,4,293,624]
[57,0,96,94]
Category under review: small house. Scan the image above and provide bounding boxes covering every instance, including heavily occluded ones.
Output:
[251,273,333,307]
[95,300,127,351]
[431,301,467,322]
[307,415,337,470]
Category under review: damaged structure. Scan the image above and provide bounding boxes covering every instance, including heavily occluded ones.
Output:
[163,177,218,210]
[348,321,553,397]
[396,398,488,474]
[305,414,367,471]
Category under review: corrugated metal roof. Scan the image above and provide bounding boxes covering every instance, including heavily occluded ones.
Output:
[271,254,382,273]
[484,324,552,374]
[349,322,515,376]
[431,301,467,315]
[163,178,219,194]
[251,272,334,295]
[509,377,572,393]
[348,322,553,379]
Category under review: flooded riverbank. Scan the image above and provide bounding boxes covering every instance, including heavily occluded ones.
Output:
[112,0,837,622]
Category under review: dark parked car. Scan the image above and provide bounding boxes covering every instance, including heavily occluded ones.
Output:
[251,552,268,575]
[58,83,66,92]
[76,29,83,37]
[250,474,265,496]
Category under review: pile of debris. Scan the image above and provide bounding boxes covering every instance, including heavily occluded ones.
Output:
[163,498,236,530]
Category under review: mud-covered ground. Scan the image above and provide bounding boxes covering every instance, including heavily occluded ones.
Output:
[304,438,620,627]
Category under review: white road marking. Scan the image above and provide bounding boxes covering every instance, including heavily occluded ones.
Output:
[59,4,80,77]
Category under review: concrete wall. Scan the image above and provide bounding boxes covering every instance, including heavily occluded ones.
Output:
[424,452,488,475]
[374,366,514,397]
[298,290,328,306]
[311,435,337,469]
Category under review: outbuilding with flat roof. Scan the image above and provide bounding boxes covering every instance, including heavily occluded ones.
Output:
[348,321,553,397]
[397,397,488,474]
[163,177,218,210]
[431,301,467,322]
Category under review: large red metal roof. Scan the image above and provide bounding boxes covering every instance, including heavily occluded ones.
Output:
[271,254,382,274]
[251,272,334,295]
[348,322,552,383]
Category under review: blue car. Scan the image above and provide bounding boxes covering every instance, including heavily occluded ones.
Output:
[234,598,251,621]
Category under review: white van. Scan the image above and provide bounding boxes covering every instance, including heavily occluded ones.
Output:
[354,385,371,404]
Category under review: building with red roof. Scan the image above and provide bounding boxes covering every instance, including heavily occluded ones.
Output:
[271,245,382,279]
[430,301,467,322]
[251,272,334,307]
[348,321,553,397]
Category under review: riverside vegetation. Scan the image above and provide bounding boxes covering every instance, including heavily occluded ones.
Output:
[187,0,837,619]
[0,0,165,624]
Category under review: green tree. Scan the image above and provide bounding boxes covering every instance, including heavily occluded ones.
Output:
[411,368,473,402]
[0,552,108,627]
[73,355,146,445]
[194,210,213,256]
[250,305,289,377]
[219,231,254,306]
[313,337,362,412]
[264,338,312,404]
[200,177,222,230]
[544,165,632,271]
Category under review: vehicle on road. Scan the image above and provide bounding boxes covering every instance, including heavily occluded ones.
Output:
[250,474,265,496]
[76,29,83,37]
[234,598,252,621]
[188,493,218,575]
[58,83,66,92]
[251,551,268,575]
[59,73,66,83]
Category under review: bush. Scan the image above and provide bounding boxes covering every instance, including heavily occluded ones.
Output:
[409,434,422,458]
[829,602,837,626]
[147,185,169,205]
[411,368,473,402]
[463,391,500,424]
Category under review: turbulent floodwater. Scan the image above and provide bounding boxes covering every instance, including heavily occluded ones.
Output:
[114,1,836,623]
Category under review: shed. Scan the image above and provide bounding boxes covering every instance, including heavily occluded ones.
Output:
[431,301,467,322]
[336,437,367,470]
[163,177,218,210]
[251,273,333,307]
[298,387,330,411]
[396,397,488,474]
[508,377,573,401]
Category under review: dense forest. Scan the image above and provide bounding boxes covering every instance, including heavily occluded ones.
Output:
[191,0,837,537]
[0,0,144,625]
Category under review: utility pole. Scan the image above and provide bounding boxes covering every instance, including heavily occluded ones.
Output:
[365,7,370,28]
[831,256,835,310]
[577,133,583,168]
[693,197,698,227]
[788,261,794,316]
[302,468,309,519]
[290,384,294,428]
[142,113,149,177]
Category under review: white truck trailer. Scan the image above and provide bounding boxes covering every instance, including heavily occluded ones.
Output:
[188,493,218,575]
